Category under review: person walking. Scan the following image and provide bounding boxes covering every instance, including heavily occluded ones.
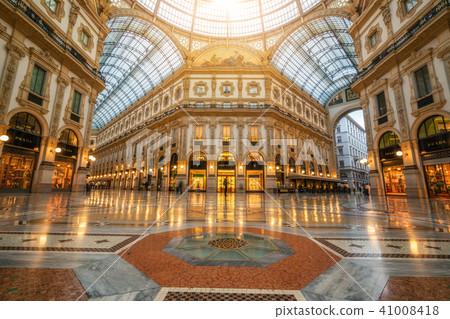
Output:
[223,177,228,197]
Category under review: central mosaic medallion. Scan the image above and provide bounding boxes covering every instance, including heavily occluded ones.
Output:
[207,237,249,250]
[163,232,296,267]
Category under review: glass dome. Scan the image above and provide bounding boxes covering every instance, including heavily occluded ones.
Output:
[113,0,323,38]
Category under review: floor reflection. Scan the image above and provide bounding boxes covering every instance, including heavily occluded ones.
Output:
[0,190,448,234]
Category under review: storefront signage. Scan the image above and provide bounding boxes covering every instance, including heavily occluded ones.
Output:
[6,129,40,150]
[57,143,78,158]
[217,161,235,170]
[379,145,401,160]
[246,161,264,170]
[419,132,450,153]
[189,160,207,169]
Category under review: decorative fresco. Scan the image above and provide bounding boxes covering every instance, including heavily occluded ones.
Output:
[328,92,344,106]
[194,46,261,67]
[345,88,359,101]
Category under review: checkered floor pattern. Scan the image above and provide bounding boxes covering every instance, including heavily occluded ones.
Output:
[163,291,297,301]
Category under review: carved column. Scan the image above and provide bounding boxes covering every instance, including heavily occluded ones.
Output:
[67,3,79,35]
[0,123,9,159]
[72,147,89,192]
[238,76,243,99]
[84,97,97,147]
[32,137,59,193]
[49,75,70,138]
[0,42,26,123]
[381,1,394,38]
[183,77,190,101]
[211,76,216,99]
[389,77,409,140]
[264,78,272,105]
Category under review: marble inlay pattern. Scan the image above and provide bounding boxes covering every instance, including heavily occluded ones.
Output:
[163,231,295,267]
[0,232,140,252]
[154,287,306,301]
[316,238,450,258]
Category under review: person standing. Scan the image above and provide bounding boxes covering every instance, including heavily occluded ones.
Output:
[223,177,228,197]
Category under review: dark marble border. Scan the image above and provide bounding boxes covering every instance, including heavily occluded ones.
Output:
[316,238,450,259]
[0,232,140,252]
[162,232,295,267]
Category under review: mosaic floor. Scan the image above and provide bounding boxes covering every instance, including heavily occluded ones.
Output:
[0,190,449,301]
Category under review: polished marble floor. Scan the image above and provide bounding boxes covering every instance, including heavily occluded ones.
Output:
[0,190,449,301]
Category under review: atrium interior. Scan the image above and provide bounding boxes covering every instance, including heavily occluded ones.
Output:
[0,0,449,303]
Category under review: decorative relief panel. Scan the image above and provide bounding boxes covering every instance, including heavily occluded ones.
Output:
[193,81,208,97]
[245,81,262,97]
[364,24,383,54]
[219,81,235,97]
[40,0,65,22]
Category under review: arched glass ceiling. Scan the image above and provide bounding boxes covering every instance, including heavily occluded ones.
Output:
[272,16,358,105]
[127,0,322,37]
[93,16,184,129]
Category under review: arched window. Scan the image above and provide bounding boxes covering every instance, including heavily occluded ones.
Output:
[58,129,78,146]
[158,155,165,169]
[190,152,206,162]
[418,115,450,139]
[275,154,282,166]
[289,157,295,172]
[318,165,323,176]
[309,162,315,175]
[300,161,306,173]
[379,131,400,149]
[9,112,41,135]
[245,152,264,163]
[170,153,178,167]
[218,152,235,163]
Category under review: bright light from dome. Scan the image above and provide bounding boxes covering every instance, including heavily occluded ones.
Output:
[213,0,239,12]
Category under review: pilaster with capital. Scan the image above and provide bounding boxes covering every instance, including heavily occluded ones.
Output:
[0,42,26,122]
[0,123,9,159]
[389,77,409,140]
[237,121,244,159]
[84,97,97,147]
[211,77,216,99]
[67,3,80,35]
[238,77,243,99]
[381,0,393,37]
[49,75,70,138]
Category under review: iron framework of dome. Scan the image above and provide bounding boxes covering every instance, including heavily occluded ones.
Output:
[94,0,358,128]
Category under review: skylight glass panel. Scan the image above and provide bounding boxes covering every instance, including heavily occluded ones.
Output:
[301,0,321,13]
[229,1,260,21]
[94,17,183,128]
[229,19,263,37]
[158,1,193,30]
[260,0,295,14]
[263,2,299,31]
[193,18,228,37]
[162,0,195,14]
[136,0,158,13]
[196,1,228,21]
[272,16,358,105]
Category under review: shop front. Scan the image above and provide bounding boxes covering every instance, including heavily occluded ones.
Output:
[189,152,207,191]
[379,131,405,195]
[0,113,41,192]
[169,153,178,191]
[287,174,338,191]
[217,152,236,193]
[246,153,264,192]
[52,129,78,191]
[417,115,450,197]
[275,154,284,186]
[157,156,165,191]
